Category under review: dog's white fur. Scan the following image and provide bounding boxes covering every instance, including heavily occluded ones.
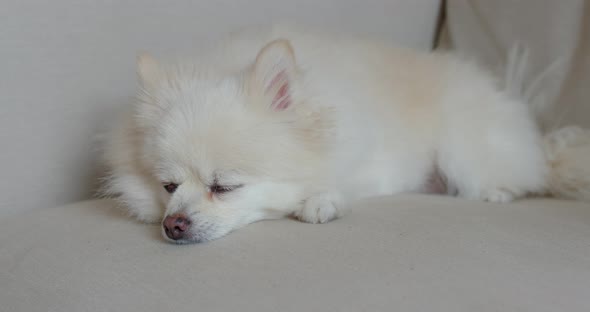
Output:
[102,26,590,243]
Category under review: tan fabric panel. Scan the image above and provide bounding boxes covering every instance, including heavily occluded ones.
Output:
[440,0,590,129]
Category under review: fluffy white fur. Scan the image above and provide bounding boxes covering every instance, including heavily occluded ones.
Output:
[102,26,590,243]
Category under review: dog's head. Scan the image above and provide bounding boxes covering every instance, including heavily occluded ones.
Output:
[134,39,329,243]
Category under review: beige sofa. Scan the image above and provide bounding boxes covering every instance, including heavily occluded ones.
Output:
[1,1,589,311]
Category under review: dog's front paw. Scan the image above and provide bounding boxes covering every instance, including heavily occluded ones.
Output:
[295,193,342,224]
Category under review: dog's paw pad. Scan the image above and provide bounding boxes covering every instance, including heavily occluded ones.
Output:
[296,195,339,224]
[483,189,515,203]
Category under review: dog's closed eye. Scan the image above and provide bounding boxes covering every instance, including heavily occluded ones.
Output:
[209,184,242,195]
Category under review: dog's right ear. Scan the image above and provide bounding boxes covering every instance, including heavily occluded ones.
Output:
[137,53,161,90]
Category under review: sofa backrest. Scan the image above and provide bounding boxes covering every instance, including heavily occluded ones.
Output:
[0,0,441,218]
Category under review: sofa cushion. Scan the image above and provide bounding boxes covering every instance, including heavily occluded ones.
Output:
[1,195,589,312]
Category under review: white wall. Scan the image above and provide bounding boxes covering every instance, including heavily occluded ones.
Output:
[0,0,440,218]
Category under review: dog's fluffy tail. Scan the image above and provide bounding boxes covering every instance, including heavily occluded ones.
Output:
[543,126,590,202]
[503,44,590,202]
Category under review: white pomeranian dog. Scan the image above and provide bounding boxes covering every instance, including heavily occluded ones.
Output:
[102,25,590,243]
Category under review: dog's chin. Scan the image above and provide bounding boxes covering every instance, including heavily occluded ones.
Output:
[164,236,211,245]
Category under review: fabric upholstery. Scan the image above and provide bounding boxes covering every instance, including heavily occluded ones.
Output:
[1,195,589,311]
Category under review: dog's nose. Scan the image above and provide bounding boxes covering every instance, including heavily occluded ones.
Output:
[163,213,191,240]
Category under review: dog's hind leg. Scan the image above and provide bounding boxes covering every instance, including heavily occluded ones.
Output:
[436,92,548,203]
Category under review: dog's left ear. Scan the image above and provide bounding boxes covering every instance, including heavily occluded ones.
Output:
[252,39,297,111]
